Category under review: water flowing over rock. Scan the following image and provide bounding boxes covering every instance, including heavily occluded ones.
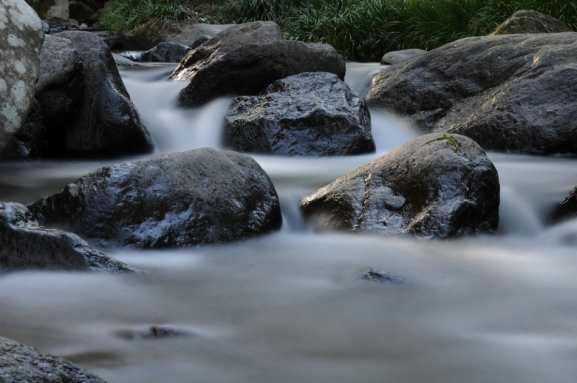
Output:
[366,33,577,155]
[142,42,191,63]
[300,133,500,238]
[0,0,44,159]
[0,202,138,272]
[55,31,153,157]
[170,21,346,107]
[224,72,375,156]
[0,336,107,382]
[490,10,570,35]
[30,148,283,249]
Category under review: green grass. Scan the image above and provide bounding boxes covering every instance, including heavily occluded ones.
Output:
[105,0,577,61]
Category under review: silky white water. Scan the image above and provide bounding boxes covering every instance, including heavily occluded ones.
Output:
[1,62,577,383]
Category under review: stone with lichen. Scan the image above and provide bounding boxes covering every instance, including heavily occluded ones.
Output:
[490,10,570,35]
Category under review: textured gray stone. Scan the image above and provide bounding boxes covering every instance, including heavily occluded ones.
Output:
[366,33,577,155]
[0,0,44,158]
[24,0,69,19]
[225,72,375,156]
[301,133,500,238]
[142,42,191,63]
[30,148,283,249]
[491,10,570,35]
[0,336,107,382]
[380,49,427,65]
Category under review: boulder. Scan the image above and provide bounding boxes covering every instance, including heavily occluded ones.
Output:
[55,31,153,157]
[69,1,94,23]
[0,336,107,382]
[300,133,500,238]
[142,42,191,63]
[44,16,78,28]
[87,6,104,27]
[490,10,570,35]
[224,72,375,156]
[24,0,69,19]
[191,34,210,49]
[29,148,283,249]
[366,33,577,155]
[0,99,47,161]
[0,202,139,272]
[380,49,427,65]
[552,186,577,223]
[170,21,346,107]
[0,0,44,159]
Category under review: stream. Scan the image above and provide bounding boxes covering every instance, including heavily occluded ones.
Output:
[1,62,577,383]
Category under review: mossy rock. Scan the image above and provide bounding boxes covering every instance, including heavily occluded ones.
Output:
[490,10,570,35]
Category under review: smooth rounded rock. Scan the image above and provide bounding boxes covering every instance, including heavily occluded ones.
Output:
[301,133,500,238]
[224,72,375,156]
[142,42,191,63]
[380,49,427,65]
[30,148,283,249]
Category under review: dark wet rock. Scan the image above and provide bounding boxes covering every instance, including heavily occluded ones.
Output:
[69,1,94,23]
[224,72,374,156]
[142,42,191,63]
[0,0,44,159]
[360,268,404,284]
[490,10,570,35]
[191,35,210,49]
[44,16,78,28]
[380,49,427,65]
[0,202,139,272]
[301,133,500,238]
[56,31,153,157]
[0,99,48,161]
[552,186,577,223]
[115,325,191,340]
[24,0,69,20]
[170,21,346,107]
[102,35,124,50]
[30,148,282,249]
[366,33,577,155]
[0,336,108,383]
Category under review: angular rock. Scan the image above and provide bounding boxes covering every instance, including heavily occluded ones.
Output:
[69,1,94,23]
[170,21,346,107]
[380,49,427,65]
[490,10,570,35]
[224,72,375,156]
[24,0,69,19]
[552,186,577,223]
[0,202,139,272]
[0,98,47,161]
[366,33,577,155]
[142,42,191,63]
[300,133,500,238]
[0,0,44,158]
[56,31,153,157]
[30,148,283,249]
[0,336,107,382]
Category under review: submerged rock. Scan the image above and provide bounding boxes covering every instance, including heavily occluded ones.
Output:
[490,10,570,35]
[301,133,500,238]
[380,49,427,65]
[56,31,153,157]
[170,21,346,107]
[0,336,107,383]
[224,72,375,156]
[0,0,44,159]
[0,202,138,272]
[30,148,282,249]
[142,42,191,63]
[366,33,577,155]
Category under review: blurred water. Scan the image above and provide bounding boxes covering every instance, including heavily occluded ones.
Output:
[1,62,577,383]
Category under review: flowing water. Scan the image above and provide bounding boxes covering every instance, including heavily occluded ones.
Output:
[1,62,577,383]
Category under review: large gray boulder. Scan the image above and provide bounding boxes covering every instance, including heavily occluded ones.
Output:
[55,31,153,157]
[300,133,500,238]
[29,148,283,249]
[170,21,346,107]
[0,202,138,272]
[366,33,577,155]
[0,0,44,158]
[224,72,375,156]
[490,10,571,35]
[0,336,107,383]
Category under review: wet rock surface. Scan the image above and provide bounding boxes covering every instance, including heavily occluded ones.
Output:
[0,336,107,383]
[224,72,374,156]
[490,10,570,35]
[0,0,44,158]
[0,202,138,272]
[170,21,346,107]
[552,186,577,223]
[56,31,153,157]
[0,98,47,160]
[366,33,577,155]
[380,49,427,65]
[142,42,191,63]
[25,0,69,19]
[30,148,283,249]
[301,133,500,238]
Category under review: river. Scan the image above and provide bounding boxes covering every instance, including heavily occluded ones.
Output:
[1,62,577,383]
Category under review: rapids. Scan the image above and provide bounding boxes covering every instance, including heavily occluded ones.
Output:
[1,62,577,383]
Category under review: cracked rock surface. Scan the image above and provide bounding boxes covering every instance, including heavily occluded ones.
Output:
[300,133,500,238]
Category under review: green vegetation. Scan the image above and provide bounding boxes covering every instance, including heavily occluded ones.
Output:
[105,0,577,61]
